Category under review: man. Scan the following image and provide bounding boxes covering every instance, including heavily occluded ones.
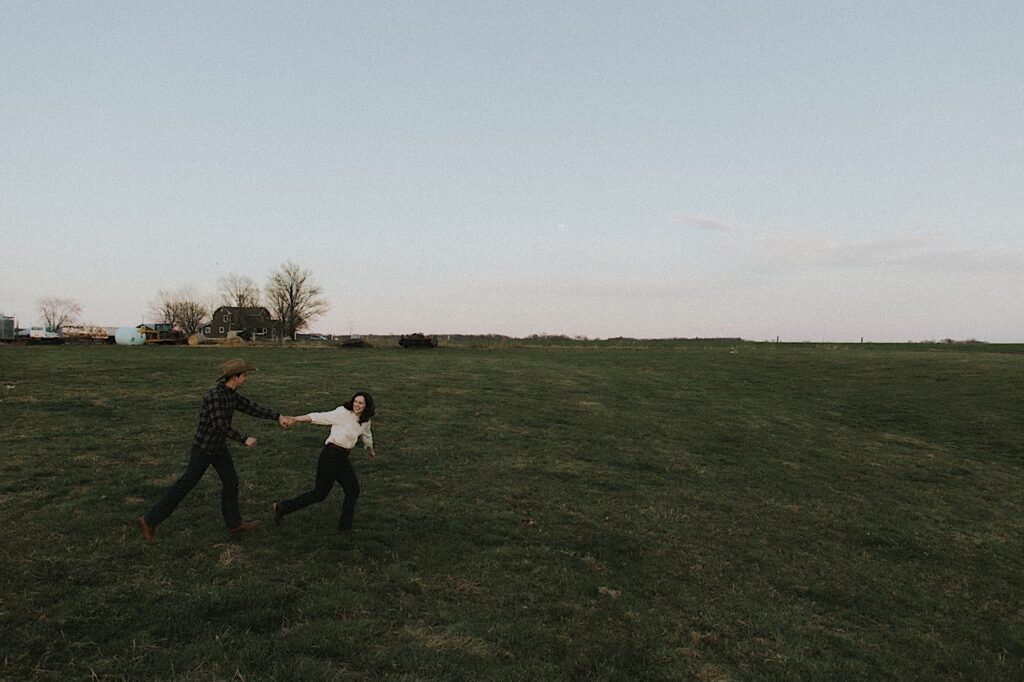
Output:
[137,358,294,543]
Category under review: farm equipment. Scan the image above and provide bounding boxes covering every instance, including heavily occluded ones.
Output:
[336,336,370,348]
[398,333,437,348]
[61,325,115,344]
[138,323,188,345]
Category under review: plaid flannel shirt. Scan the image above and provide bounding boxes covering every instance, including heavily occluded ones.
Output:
[191,381,280,450]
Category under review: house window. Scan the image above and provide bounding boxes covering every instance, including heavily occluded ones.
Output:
[219,327,224,333]
[223,314,229,322]
[204,326,210,334]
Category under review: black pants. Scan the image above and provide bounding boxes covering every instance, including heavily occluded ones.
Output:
[145,445,241,529]
[278,443,360,530]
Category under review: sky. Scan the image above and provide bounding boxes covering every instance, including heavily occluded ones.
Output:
[2,1,1022,341]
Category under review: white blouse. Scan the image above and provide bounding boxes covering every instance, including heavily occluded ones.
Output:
[305,406,374,450]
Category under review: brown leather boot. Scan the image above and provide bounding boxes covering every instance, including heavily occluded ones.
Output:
[228,521,260,536]
[137,516,157,544]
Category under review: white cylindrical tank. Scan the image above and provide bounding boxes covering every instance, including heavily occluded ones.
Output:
[114,326,146,345]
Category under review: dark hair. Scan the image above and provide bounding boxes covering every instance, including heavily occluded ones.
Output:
[344,391,375,423]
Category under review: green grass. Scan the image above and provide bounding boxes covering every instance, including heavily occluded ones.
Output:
[1,343,1022,680]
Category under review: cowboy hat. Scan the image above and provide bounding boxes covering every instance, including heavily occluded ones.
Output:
[219,358,258,380]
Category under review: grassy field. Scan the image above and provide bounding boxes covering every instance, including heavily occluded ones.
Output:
[0,342,1021,680]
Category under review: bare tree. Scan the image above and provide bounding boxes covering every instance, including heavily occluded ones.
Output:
[150,290,177,326]
[38,296,82,331]
[174,298,209,336]
[266,261,329,339]
[150,287,210,335]
[218,273,262,309]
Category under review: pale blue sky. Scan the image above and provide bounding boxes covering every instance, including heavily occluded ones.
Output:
[2,2,1022,340]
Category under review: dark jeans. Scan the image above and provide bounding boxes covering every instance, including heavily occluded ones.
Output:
[278,443,360,530]
[144,445,241,529]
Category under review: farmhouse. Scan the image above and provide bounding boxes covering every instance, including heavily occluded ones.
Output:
[203,306,284,341]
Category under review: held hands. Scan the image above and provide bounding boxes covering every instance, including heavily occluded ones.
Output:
[278,415,296,429]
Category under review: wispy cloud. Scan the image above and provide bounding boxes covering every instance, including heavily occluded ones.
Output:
[447,273,705,300]
[760,237,929,267]
[896,247,1024,274]
[757,236,1024,274]
[670,213,738,233]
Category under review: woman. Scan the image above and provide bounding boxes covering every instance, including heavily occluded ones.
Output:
[273,391,376,532]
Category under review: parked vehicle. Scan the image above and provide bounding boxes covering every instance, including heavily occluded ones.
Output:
[18,327,65,345]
